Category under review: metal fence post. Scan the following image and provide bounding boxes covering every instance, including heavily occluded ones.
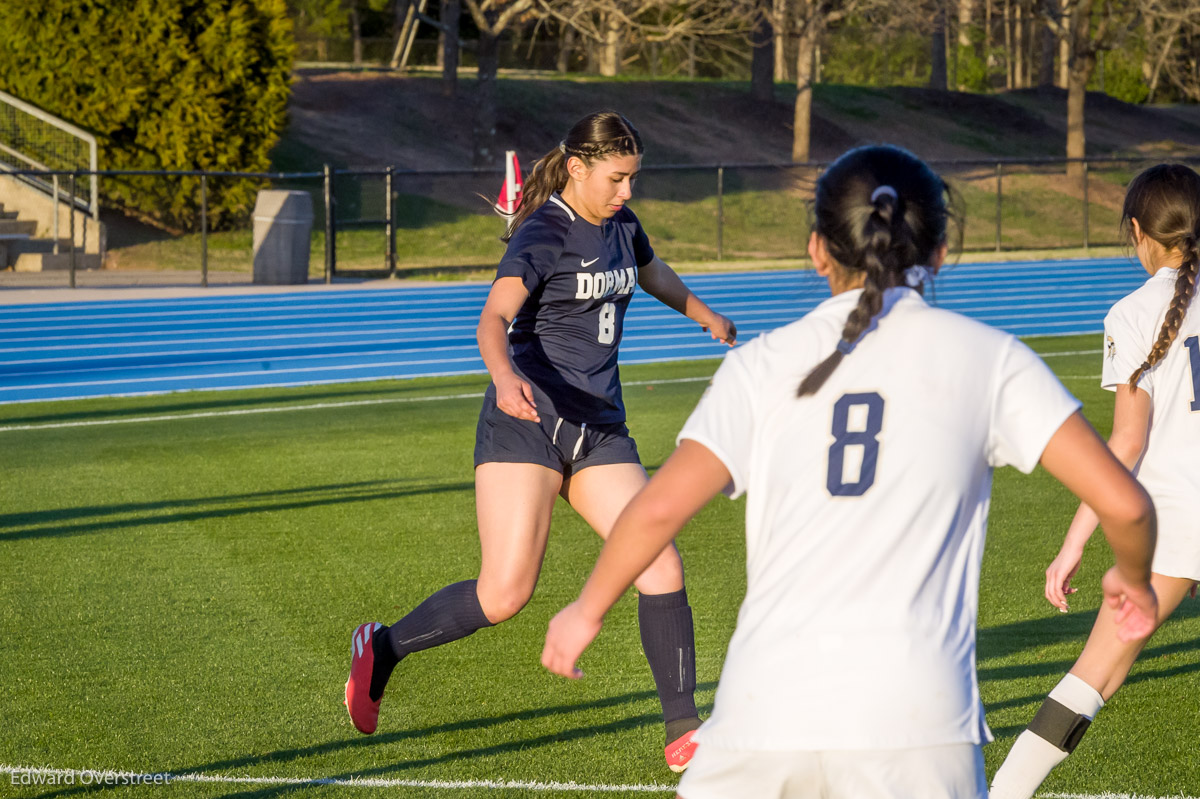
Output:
[52,175,60,255]
[324,163,336,283]
[200,173,209,287]
[1082,160,1089,250]
[69,172,77,288]
[716,166,724,261]
[386,166,396,278]
[995,162,1003,252]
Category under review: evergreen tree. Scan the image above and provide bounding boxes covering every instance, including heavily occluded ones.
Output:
[0,0,294,230]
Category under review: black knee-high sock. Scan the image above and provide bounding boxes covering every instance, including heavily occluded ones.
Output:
[638,588,701,743]
[369,580,493,701]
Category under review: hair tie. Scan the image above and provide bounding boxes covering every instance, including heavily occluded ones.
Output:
[836,338,856,356]
[904,265,930,287]
[870,185,898,204]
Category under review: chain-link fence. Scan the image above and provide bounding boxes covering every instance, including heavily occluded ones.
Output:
[2,155,1193,288]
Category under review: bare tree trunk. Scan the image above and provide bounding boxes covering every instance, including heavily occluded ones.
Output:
[1012,0,1024,87]
[931,4,949,90]
[1066,0,1095,179]
[558,25,575,73]
[1058,0,1070,87]
[317,37,328,61]
[350,6,362,65]
[442,0,460,97]
[792,8,817,163]
[751,0,776,101]
[1039,0,1056,86]
[599,12,621,77]
[1144,17,1179,103]
[984,0,993,63]
[1004,0,1013,88]
[473,28,499,167]
[956,0,972,88]
[1023,0,1034,87]
[985,0,994,84]
[959,0,974,48]
[774,0,790,81]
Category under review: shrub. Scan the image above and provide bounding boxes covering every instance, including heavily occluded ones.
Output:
[0,0,294,230]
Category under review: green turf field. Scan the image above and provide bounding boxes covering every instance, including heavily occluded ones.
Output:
[1,338,1197,798]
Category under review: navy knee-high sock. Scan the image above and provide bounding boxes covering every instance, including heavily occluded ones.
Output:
[638,588,701,743]
[369,579,493,701]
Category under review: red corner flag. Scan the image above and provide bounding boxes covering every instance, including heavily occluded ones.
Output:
[495,150,523,215]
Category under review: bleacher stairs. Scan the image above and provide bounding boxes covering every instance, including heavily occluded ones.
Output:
[0,201,102,272]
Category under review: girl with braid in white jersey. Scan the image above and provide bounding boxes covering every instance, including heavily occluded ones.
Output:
[990,163,1200,799]
[542,144,1158,799]
[344,111,737,771]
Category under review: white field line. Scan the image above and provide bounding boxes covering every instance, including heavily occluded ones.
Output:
[0,346,1101,427]
[0,377,713,432]
[1,766,1192,798]
[0,765,675,793]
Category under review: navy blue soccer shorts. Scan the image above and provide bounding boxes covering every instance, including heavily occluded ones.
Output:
[473,385,641,477]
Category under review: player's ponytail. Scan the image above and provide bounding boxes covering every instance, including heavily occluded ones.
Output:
[798,145,958,397]
[501,111,644,242]
[1121,163,1200,388]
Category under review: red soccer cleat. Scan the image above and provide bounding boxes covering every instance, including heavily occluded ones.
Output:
[344,622,384,734]
[665,728,699,773]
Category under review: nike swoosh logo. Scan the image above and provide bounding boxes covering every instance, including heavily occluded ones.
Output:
[581,258,599,268]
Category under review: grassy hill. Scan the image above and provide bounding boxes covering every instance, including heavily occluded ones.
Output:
[273,71,1200,171]
[103,73,1200,275]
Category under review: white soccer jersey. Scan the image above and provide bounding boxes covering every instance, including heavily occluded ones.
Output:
[679,287,1080,752]
[1101,267,1200,579]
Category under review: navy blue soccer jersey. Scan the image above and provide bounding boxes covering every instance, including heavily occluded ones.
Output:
[495,193,655,424]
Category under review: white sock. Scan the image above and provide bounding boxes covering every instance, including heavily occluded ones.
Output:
[989,674,1103,799]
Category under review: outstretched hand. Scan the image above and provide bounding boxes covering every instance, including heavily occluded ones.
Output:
[1102,567,1158,643]
[702,313,737,346]
[1045,542,1085,612]
[541,601,603,680]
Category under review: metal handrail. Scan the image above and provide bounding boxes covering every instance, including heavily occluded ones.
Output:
[0,88,99,218]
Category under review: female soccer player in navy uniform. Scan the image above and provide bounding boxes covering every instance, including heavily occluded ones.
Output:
[345,111,736,771]
[990,163,1200,799]
[542,145,1157,798]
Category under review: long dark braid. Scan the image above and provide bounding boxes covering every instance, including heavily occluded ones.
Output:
[1121,164,1200,388]
[798,146,957,397]
[1129,233,1199,387]
[500,111,643,242]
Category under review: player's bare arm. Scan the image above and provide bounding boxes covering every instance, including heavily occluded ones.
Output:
[637,256,737,345]
[1047,384,1153,610]
[477,276,539,422]
[1038,410,1158,641]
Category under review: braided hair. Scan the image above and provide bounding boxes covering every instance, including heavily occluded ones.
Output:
[1122,163,1200,389]
[798,145,959,397]
[500,111,643,242]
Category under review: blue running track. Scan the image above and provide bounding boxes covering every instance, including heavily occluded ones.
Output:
[0,257,1145,404]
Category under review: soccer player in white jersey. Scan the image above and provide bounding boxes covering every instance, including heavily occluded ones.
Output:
[990,163,1200,799]
[541,144,1158,799]
[344,111,736,772]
